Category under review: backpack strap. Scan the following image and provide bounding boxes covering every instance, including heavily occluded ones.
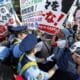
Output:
[20,61,37,75]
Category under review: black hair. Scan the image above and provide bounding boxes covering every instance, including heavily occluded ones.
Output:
[25,49,33,55]
[73,24,78,33]
[0,63,15,80]
[73,7,80,18]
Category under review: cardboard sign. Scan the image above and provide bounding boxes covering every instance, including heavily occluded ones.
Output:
[20,0,75,34]
[0,0,18,26]
[38,0,75,34]
[20,0,44,29]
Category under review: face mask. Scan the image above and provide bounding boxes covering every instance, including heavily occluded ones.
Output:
[57,39,67,49]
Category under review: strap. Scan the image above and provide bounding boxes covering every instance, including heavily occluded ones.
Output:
[19,53,25,63]
[13,38,21,45]
[20,61,37,75]
[43,40,50,53]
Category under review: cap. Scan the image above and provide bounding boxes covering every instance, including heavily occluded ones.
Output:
[19,34,37,52]
[8,25,26,34]
[69,41,80,55]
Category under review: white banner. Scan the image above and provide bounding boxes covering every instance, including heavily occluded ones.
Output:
[20,0,45,29]
[20,0,75,34]
[0,0,19,26]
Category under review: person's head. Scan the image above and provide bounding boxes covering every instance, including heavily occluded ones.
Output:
[0,63,15,80]
[72,24,78,33]
[74,7,80,26]
[19,34,38,55]
[0,25,8,42]
[75,32,80,41]
[56,28,70,39]
[70,41,80,65]
[8,25,27,40]
[66,22,72,28]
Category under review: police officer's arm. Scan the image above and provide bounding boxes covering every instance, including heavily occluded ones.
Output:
[48,64,58,79]
[24,64,58,80]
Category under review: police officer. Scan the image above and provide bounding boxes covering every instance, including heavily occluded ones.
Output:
[17,34,58,80]
[7,25,27,57]
[6,25,27,73]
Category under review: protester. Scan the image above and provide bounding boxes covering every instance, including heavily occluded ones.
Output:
[73,7,80,41]
[69,41,80,80]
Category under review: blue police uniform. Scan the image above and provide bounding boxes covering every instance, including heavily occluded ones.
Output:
[61,28,74,46]
[0,46,9,60]
[18,55,48,80]
[13,44,22,58]
[8,25,26,58]
[17,34,49,80]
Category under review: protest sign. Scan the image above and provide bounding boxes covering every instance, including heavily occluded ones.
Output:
[20,0,44,29]
[20,0,75,34]
[0,0,18,26]
[38,0,75,34]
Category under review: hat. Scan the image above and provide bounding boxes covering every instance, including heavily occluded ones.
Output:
[8,26,26,34]
[69,41,80,55]
[19,34,37,52]
[61,28,70,39]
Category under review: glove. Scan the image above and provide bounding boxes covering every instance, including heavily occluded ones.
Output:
[46,54,55,61]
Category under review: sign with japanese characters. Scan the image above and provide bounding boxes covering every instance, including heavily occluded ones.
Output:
[38,0,75,34]
[20,0,75,33]
[20,0,45,29]
[0,0,17,26]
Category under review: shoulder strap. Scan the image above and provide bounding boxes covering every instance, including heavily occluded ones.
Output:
[42,40,50,53]
[20,61,37,75]
[19,53,25,63]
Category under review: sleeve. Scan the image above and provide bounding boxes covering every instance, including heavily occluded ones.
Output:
[24,66,48,80]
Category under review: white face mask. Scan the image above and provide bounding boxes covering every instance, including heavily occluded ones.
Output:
[57,39,67,48]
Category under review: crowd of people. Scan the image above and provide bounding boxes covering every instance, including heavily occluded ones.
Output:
[0,6,80,80]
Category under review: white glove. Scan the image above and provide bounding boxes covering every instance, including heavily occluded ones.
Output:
[46,54,55,61]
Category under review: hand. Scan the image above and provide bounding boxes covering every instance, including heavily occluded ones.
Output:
[46,54,55,61]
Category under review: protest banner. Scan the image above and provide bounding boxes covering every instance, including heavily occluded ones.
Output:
[0,0,19,26]
[20,0,75,34]
[38,0,75,35]
[20,0,44,30]
[0,0,20,41]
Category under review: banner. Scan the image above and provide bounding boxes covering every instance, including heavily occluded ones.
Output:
[20,0,75,34]
[20,0,45,30]
[0,0,18,26]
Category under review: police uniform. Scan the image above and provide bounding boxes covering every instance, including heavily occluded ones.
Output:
[8,25,26,58]
[18,34,49,80]
[0,46,9,60]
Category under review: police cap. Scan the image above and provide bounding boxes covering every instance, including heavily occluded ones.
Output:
[8,25,26,34]
[19,34,37,52]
